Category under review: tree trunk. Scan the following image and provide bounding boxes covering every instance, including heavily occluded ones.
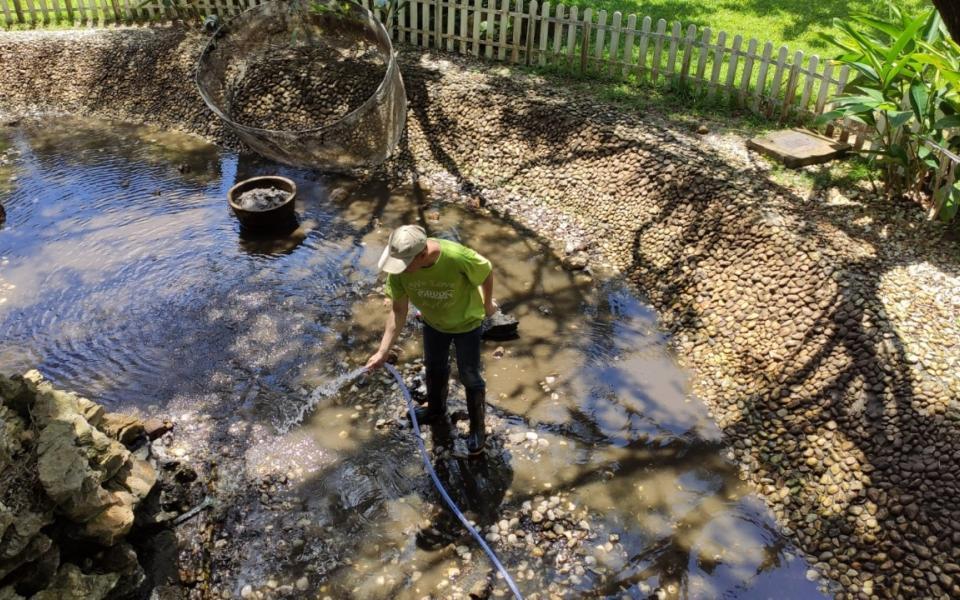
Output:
[932,0,960,44]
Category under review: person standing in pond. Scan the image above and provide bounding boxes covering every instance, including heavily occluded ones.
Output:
[365,225,496,456]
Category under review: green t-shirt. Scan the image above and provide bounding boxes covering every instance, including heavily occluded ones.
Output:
[384,238,492,333]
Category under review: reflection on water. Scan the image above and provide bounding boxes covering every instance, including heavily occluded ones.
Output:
[0,118,830,598]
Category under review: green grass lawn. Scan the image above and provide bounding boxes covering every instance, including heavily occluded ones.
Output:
[557,0,931,56]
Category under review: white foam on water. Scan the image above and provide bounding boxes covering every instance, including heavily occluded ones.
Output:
[277,365,367,433]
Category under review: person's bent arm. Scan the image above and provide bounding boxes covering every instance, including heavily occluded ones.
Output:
[365,296,409,370]
[480,271,496,316]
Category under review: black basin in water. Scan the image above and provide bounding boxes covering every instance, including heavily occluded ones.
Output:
[227,175,297,232]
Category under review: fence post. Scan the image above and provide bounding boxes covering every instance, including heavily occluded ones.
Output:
[594,9,606,73]
[497,0,509,61]
[650,18,666,82]
[814,60,834,117]
[552,3,564,64]
[798,55,819,116]
[636,15,651,80]
[752,41,773,113]
[2,0,15,25]
[738,38,758,105]
[622,13,636,77]
[525,0,537,65]
[579,8,591,74]
[665,21,680,82]
[444,0,453,50]
[679,23,696,87]
[51,0,63,24]
[457,0,467,53]
[511,0,523,63]
[766,46,789,118]
[538,0,550,66]
[484,0,495,59]
[707,30,725,98]
[779,50,804,122]
[410,0,419,45]
[11,0,25,24]
[471,0,481,56]
[608,11,621,76]
[40,0,51,26]
[693,26,710,92]
[723,34,742,102]
[565,6,578,67]
[828,65,850,138]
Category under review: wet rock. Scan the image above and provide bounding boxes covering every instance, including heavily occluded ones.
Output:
[31,564,119,600]
[1,371,165,597]
[328,187,349,203]
[236,187,290,212]
[143,418,174,440]
[481,310,519,341]
[99,412,146,445]
[561,251,589,271]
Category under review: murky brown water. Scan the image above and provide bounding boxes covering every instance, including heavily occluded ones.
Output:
[0,118,831,598]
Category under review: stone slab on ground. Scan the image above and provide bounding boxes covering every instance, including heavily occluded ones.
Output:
[746,128,850,168]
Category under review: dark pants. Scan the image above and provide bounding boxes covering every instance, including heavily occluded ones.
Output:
[423,323,485,394]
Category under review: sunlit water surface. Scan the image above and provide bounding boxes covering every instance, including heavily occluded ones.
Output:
[0,119,830,598]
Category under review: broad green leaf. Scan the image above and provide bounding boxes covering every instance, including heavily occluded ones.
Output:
[814,110,845,126]
[859,88,885,102]
[887,111,914,130]
[934,115,960,129]
[910,83,929,120]
[848,62,880,84]
[923,11,943,45]
[942,185,960,222]
[854,15,902,40]
[887,13,929,62]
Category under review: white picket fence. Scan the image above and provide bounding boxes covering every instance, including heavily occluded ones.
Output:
[3,0,958,201]
[1,0,853,125]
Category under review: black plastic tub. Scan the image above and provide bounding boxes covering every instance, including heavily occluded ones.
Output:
[227,176,297,232]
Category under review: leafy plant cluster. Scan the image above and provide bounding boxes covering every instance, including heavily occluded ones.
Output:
[817,2,960,223]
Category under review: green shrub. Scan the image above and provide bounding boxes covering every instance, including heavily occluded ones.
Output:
[817,2,960,223]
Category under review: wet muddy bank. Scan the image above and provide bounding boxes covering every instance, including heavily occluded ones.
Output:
[2,26,960,599]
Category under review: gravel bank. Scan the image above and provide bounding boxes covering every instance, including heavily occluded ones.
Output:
[2,26,960,599]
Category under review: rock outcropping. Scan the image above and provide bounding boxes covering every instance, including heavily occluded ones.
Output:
[0,371,156,599]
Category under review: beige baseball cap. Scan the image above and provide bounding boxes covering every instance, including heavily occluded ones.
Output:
[378,225,428,274]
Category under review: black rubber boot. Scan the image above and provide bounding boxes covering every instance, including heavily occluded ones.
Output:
[414,372,448,426]
[466,388,486,456]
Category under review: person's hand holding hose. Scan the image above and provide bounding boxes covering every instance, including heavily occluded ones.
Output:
[364,351,386,371]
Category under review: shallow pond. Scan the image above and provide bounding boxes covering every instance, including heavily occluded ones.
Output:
[0,119,830,598]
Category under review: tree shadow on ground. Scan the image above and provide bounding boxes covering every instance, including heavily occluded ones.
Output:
[393,49,960,597]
